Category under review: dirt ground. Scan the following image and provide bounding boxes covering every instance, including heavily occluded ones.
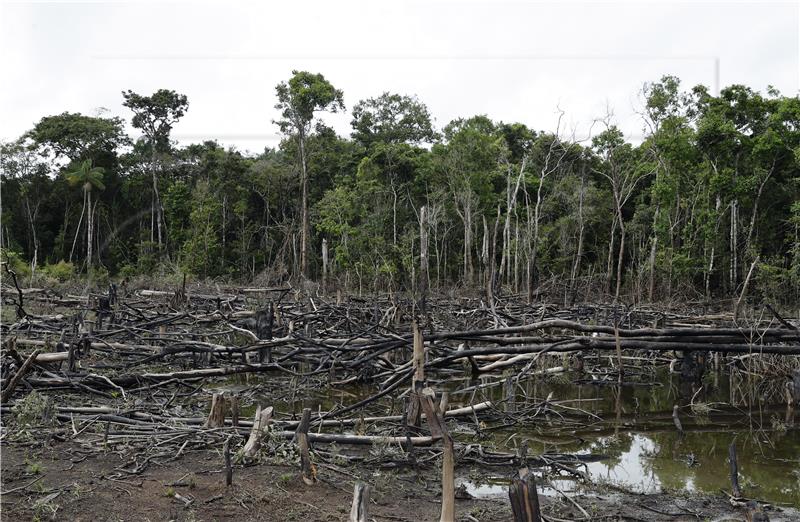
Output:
[2,440,798,522]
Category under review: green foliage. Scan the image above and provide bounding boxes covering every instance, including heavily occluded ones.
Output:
[40,260,74,282]
[1,249,31,278]
[275,70,345,134]
[122,89,189,153]
[13,391,55,432]
[28,112,128,161]
[64,159,105,192]
[2,75,798,303]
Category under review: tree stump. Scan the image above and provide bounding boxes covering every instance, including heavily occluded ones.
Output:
[349,482,370,522]
[296,407,316,485]
[440,434,455,522]
[205,393,227,428]
[243,405,273,458]
[509,469,542,522]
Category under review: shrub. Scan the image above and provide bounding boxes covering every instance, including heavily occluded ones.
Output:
[1,249,31,278]
[41,260,74,282]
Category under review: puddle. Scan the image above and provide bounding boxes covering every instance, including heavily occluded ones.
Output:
[205,367,800,505]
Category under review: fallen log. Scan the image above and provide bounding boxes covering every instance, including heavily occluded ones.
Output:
[1,349,40,402]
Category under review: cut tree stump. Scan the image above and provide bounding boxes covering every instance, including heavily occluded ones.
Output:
[440,433,455,522]
[349,482,370,522]
[205,393,227,428]
[296,407,316,485]
[509,468,542,522]
[243,405,273,458]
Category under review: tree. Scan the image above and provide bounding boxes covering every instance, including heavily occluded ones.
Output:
[64,160,105,269]
[351,92,436,147]
[350,93,436,247]
[122,89,189,251]
[592,124,651,301]
[275,71,344,278]
[28,112,128,162]
[433,116,504,285]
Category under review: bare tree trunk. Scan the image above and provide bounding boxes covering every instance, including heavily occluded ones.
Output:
[24,197,39,279]
[299,132,309,278]
[322,238,328,294]
[744,166,774,260]
[527,172,546,303]
[499,157,528,286]
[647,205,660,302]
[86,188,93,269]
[730,198,738,291]
[569,174,585,305]
[706,195,722,298]
[419,206,429,314]
[514,222,520,293]
[615,214,625,302]
[70,191,86,264]
[461,203,473,284]
[606,215,617,296]
[151,155,163,248]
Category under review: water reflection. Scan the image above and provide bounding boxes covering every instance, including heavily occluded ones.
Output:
[461,368,800,505]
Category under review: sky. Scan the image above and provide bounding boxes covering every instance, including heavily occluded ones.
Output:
[1,0,798,154]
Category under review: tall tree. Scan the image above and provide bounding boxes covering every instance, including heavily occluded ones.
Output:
[592,125,651,301]
[275,71,344,278]
[28,112,128,163]
[122,89,189,252]
[64,160,105,269]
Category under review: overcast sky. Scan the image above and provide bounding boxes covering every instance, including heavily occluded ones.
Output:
[1,0,798,153]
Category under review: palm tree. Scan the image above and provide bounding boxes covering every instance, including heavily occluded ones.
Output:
[65,160,105,269]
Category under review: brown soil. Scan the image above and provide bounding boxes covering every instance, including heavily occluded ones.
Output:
[2,441,798,522]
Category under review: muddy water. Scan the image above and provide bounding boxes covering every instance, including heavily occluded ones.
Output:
[455,369,800,506]
[210,366,800,506]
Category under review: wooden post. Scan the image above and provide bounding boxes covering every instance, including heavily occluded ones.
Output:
[296,407,316,485]
[349,482,370,522]
[243,405,274,458]
[205,393,227,428]
[509,469,542,522]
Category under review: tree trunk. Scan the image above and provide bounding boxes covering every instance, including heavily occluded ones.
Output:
[569,174,586,305]
[86,188,93,269]
[299,132,309,278]
[615,209,625,302]
[648,205,660,301]
[70,192,87,264]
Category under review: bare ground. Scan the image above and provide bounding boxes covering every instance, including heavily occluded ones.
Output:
[2,441,798,522]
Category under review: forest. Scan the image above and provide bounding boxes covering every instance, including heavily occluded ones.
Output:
[2,71,799,305]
